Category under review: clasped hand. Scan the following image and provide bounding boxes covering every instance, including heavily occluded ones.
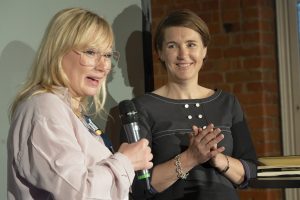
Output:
[187,124,225,165]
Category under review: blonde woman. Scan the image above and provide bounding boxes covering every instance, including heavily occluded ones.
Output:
[7,8,152,200]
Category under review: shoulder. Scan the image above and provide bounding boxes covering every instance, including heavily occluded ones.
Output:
[217,89,235,99]
[31,92,64,103]
[14,92,71,122]
[132,93,169,117]
[213,90,240,104]
[216,90,245,118]
[205,90,244,116]
[29,92,68,111]
[133,93,157,104]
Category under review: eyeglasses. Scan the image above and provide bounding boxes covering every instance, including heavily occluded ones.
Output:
[73,49,120,70]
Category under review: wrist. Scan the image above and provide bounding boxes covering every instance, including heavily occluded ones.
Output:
[219,155,230,174]
[183,149,200,167]
[174,154,189,179]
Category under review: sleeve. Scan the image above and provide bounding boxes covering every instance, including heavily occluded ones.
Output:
[230,96,257,188]
[17,100,134,200]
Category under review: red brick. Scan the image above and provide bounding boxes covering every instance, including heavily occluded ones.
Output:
[242,32,260,44]
[261,33,276,43]
[239,189,284,200]
[231,33,243,45]
[223,46,245,57]
[220,0,241,10]
[243,7,260,19]
[232,83,246,93]
[208,22,223,34]
[252,131,281,144]
[255,143,282,155]
[198,71,225,83]
[243,57,276,69]
[222,10,241,23]
[226,70,262,83]
[208,47,223,59]
[211,35,231,46]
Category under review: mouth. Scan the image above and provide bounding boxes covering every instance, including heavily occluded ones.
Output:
[176,63,192,69]
[86,76,101,87]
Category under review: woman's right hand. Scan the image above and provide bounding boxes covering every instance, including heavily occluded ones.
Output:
[118,138,153,171]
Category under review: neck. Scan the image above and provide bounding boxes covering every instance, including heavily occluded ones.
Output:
[70,96,82,117]
[164,83,201,99]
[154,82,214,100]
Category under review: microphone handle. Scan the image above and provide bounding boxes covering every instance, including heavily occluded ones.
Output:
[123,122,141,142]
[138,170,151,191]
[123,122,151,190]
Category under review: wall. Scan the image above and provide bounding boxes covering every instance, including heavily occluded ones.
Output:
[150,0,283,199]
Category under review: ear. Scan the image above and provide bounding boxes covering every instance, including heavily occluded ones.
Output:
[158,50,165,62]
[202,47,207,59]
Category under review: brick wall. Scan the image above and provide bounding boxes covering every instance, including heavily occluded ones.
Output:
[150,0,283,199]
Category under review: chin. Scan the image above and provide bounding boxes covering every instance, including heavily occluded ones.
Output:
[87,92,98,97]
[84,89,99,97]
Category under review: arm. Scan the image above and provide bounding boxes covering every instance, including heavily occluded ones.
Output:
[151,124,225,192]
[209,153,245,184]
[210,96,257,186]
[27,116,134,199]
[14,96,136,200]
[231,117,257,187]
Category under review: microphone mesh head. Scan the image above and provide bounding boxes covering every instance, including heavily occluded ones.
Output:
[118,100,136,115]
[118,100,138,123]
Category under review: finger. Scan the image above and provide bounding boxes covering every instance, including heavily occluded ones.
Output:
[210,146,225,157]
[206,133,224,149]
[199,128,222,145]
[192,125,198,136]
[192,125,198,132]
[212,128,222,138]
[196,124,215,138]
[211,144,217,150]
[206,128,222,144]
[194,127,210,142]
[213,133,224,144]
[204,123,215,133]
[192,125,202,136]
[146,161,153,169]
[147,147,153,160]
[192,128,206,143]
[139,138,149,146]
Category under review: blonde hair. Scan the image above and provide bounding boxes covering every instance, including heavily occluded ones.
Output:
[9,7,114,120]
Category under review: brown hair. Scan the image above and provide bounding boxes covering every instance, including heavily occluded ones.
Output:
[154,9,210,53]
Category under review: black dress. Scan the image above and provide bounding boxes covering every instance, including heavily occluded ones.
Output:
[127,89,257,200]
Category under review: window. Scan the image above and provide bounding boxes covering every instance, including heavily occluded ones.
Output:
[276,0,300,199]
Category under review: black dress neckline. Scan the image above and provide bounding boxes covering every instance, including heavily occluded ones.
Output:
[146,89,222,104]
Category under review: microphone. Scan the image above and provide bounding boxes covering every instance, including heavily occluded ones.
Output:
[118,100,151,191]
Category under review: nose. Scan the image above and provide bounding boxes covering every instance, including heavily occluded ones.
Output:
[95,56,111,72]
[177,46,188,59]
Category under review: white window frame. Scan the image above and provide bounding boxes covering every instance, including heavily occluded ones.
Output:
[276,0,300,199]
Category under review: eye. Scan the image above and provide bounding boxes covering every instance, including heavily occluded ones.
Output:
[187,42,197,48]
[103,52,113,59]
[167,43,177,49]
[83,49,97,56]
